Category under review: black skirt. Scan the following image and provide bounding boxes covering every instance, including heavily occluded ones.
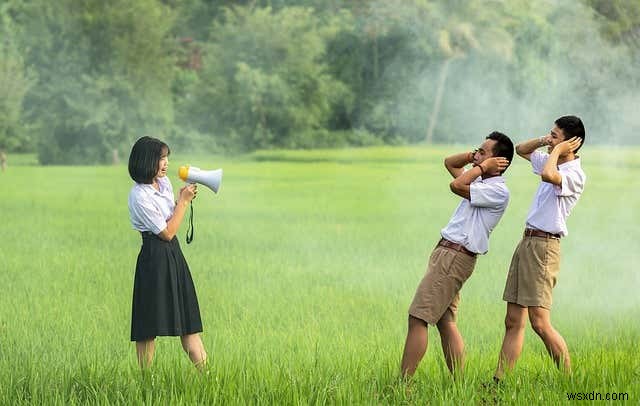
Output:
[131,232,203,341]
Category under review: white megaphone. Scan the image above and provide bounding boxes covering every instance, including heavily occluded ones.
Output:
[178,165,223,193]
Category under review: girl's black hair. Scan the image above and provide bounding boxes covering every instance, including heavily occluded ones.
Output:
[128,136,170,184]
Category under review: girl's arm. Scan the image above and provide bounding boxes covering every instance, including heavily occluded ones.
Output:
[157,183,197,241]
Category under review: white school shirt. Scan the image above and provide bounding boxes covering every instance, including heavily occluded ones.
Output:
[440,174,510,254]
[524,150,586,237]
[128,176,176,235]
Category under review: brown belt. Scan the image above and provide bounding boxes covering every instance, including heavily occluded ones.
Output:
[437,238,477,257]
[524,228,561,239]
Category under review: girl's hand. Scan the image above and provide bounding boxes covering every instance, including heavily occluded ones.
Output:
[179,183,198,203]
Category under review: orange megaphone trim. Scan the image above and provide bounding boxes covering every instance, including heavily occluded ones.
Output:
[178,165,190,181]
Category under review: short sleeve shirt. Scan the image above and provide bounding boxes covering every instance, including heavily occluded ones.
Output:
[525,150,586,237]
[440,174,510,254]
[128,176,175,235]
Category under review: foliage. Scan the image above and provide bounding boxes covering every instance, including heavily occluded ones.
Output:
[9,0,176,164]
[1,0,640,161]
[177,6,351,151]
[0,1,35,152]
[585,0,640,50]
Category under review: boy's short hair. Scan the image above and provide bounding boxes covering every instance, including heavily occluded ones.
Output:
[128,136,170,184]
[486,131,514,174]
[555,115,585,153]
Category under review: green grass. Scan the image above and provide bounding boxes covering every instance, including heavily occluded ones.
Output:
[0,146,638,404]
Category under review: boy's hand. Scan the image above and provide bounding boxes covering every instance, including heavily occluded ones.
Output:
[554,136,582,156]
[468,149,478,163]
[478,157,510,175]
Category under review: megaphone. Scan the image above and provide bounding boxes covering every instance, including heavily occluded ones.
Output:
[178,165,223,193]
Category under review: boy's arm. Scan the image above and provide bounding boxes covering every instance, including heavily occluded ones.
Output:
[540,137,582,185]
[515,136,549,161]
[444,151,474,179]
[450,157,510,199]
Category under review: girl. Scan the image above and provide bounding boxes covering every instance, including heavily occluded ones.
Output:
[127,136,207,369]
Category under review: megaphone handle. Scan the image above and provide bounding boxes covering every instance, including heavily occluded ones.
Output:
[186,201,194,244]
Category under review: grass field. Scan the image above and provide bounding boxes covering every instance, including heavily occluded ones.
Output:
[1,146,639,404]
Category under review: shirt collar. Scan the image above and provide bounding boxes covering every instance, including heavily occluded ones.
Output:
[139,177,168,195]
[558,157,581,170]
[480,175,505,184]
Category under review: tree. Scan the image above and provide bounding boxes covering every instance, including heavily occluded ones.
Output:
[13,0,176,164]
[0,1,35,152]
[585,0,640,52]
[326,0,439,142]
[180,6,351,150]
[424,1,514,143]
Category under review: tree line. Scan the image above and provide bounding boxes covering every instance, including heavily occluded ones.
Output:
[1,0,638,164]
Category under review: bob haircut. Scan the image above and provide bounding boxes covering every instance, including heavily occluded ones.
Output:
[128,136,170,184]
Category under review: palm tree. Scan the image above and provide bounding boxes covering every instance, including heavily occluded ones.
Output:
[426,23,478,144]
[426,24,477,144]
[425,1,514,144]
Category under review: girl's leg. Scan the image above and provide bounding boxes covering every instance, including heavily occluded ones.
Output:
[181,333,208,370]
[136,338,156,369]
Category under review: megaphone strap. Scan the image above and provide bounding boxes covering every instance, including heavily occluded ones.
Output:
[186,202,194,244]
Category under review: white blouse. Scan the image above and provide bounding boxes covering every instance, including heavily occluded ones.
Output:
[128,176,175,234]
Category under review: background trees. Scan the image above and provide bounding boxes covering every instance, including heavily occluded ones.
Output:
[0,1,34,152]
[176,6,350,151]
[6,0,175,163]
[2,0,639,163]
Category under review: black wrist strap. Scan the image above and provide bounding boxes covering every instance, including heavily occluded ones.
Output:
[186,202,194,244]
